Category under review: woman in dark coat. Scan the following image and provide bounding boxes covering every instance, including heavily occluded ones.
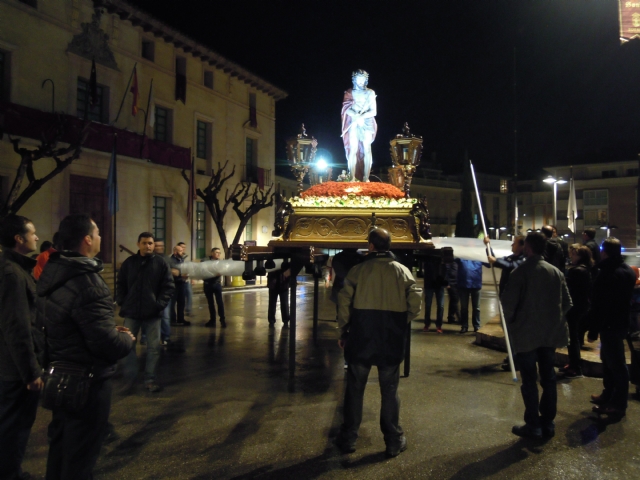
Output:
[561,244,593,378]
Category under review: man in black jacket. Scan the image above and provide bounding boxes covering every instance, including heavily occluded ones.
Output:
[588,237,636,417]
[37,214,134,480]
[203,248,226,328]
[0,215,44,480]
[117,233,174,392]
[541,225,565,272]
[582,227,601,265]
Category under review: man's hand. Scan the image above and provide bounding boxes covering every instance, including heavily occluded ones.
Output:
[116,326,135,341]
[487,255,496,264]
[483,236,490,245]
[27,377,44,391]
[171,268,180,277]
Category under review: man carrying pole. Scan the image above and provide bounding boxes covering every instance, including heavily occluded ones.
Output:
[469,161,518,381]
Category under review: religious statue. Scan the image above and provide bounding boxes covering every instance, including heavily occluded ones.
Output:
[341,69,377,182]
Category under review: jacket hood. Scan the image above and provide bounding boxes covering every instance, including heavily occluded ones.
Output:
[37,251,103,297]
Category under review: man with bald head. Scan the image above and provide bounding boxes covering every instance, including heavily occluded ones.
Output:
[335,228,422,458]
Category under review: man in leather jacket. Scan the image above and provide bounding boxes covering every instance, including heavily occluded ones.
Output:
[117,232,174,392]
[37,214,134,480]
[0,215,44,480]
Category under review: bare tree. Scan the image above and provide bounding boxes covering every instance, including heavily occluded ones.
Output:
[182,160,274,258]
[1,117,89,218]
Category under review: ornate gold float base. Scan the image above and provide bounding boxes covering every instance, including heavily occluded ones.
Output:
[273,205,432,245]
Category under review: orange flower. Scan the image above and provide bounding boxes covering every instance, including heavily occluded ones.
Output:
[301,181,405,199]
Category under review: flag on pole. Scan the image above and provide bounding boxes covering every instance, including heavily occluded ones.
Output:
[89,57,98,107]
[567,177,578,233]
[130,66,139,116]
[106,136,119,215]
[186,155,196,225]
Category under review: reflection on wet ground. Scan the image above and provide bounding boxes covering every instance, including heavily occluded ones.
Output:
[21,285,640,479]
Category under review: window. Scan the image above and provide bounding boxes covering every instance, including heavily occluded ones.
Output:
[245,214,253,241]
[500,178,508,194]
[141,40,155,61]
[196,202,206,259]
[175,56,187,103]
[204,70,213,89]
[196,120,209,159]
[245,137,257,182]
[0,50,8,102]
[154,106,172,143]
[583,189,608,227]
[628,168,639,177]
[602,170,617,178]
[583,189,608,206]
[249,92,257,128]
[152,196,167,242]
[77,78,108,123]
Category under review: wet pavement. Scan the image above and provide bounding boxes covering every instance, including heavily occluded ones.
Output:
[22,284,640,479]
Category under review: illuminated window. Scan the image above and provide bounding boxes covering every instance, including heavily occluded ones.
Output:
[583,189,608,227]
[500,179,508,193]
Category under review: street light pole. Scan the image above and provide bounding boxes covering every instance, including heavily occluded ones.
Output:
[543,176,566,226]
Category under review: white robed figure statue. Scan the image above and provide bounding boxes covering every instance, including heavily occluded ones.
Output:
[341,69,377,182]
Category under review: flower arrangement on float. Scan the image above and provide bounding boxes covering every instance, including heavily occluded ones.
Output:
[289,181,416,209]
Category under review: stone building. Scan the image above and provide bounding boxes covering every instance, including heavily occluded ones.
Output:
[0,0,286,263]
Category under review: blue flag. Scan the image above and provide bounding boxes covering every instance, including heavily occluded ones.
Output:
[107,136,119,215]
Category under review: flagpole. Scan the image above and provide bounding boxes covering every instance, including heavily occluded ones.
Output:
[112,62,137,125]
[140,79,153,157]
[112,133,118,300]
[470,160,518,383]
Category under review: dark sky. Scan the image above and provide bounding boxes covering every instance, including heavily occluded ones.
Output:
[130,0,640,178]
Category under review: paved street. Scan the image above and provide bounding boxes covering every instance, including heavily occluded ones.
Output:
[22,284,640,479]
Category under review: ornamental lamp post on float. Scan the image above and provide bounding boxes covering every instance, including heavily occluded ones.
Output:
[286,124,318,195]
[388,123,423,198]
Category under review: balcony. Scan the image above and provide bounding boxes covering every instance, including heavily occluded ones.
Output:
[241,164,271,189]
[0,102,190,169]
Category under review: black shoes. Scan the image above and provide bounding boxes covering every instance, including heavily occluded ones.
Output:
[204,320,216,327]
[334,437,356,454]
[511,424,542,439]
[220,318,227,328]
[171,320,191,326]
[385,436,407,457]
[459,327,468,334]
[145,382,162,393]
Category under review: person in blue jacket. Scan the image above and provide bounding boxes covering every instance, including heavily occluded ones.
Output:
[457,258,483,333]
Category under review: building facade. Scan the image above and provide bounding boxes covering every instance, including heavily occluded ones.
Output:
[0,0,286,262]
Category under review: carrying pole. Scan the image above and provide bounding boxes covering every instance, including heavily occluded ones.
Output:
[469,160,518,383]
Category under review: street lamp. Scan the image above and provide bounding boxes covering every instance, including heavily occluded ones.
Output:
[600,224,618,238]
[543,176,567,225]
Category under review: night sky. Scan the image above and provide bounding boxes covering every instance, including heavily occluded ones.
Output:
[130,0,640,179]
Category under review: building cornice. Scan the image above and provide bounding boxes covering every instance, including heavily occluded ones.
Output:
[97,0,288,101]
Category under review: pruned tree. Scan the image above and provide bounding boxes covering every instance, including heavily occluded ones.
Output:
[182,160,274,258]
[1,117,90,218]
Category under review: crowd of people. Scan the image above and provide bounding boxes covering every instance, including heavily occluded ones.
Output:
[0,213,230,479]
[1,213,639,476]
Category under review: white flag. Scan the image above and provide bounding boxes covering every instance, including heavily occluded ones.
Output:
[567,177,578,233]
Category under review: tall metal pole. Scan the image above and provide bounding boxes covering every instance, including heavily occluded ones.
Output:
[553,182,558,226]
[112,62,137,125]
[470,160,518,383]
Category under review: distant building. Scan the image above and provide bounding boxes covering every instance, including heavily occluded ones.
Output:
[0,0,286,262]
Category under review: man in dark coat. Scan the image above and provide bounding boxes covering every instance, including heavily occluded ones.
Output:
[335,228,422,458]
[588,237,636,417]
[169,244,190,326]
[484,235,525,294]
[0,215,44,480]
[37,214,134,480]
[541,225,565,272]
[267,261,291,327]
[117,232,174,392]
[501,232,572,439]
[582,227,601,265]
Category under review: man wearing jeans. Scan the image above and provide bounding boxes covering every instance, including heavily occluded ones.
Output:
[335,228,422,457]
[457,259,483,333]
[501,232,572,439]
[422,255,446,333]
[117,233,174,392]
[153,241,173,345]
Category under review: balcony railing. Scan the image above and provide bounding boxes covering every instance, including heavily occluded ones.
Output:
[241,164,271,188]
[0,102,190,169]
